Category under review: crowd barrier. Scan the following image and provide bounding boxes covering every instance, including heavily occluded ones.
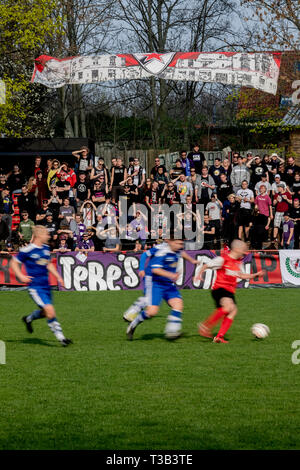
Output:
[1,250,299,290]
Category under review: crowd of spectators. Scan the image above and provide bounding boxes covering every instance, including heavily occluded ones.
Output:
[0,145,299,253]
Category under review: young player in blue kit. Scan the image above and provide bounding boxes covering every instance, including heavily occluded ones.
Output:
[126,238,199,340]
[122,243,162,323]
[123,241,199,322]
[10,225,72,347]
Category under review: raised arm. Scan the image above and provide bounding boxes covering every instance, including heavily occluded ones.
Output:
[181,251,201,265]
[72,149,83,159]
[246,157,255,168]
[110,167,115,189]
[196,256,265,281]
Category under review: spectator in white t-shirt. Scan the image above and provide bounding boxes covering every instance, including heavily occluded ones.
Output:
[271,174,287,196]
[254,173,272,195]
[236,180,254,241]
[205,194,223,249]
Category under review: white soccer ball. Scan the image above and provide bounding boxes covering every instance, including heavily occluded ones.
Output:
[251,323,270,339]
[164,322,182,340]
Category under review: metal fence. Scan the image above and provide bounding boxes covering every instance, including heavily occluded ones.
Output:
[95,143,284,173]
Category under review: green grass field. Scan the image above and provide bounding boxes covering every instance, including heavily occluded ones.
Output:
[0,289,299,450]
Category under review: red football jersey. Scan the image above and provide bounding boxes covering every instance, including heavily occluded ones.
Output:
[212,253,242,293]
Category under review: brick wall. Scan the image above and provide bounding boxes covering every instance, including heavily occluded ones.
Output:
[238,51,300,120]
[289,130,300,164]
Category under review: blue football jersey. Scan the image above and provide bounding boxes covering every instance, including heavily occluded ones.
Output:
[142,244,167,277]
[15,243,51,287]
[148,243,181,284]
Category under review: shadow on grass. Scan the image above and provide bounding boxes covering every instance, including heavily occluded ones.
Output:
[138,333,165,341]
[6,338,57,347]
[138,332,203,342]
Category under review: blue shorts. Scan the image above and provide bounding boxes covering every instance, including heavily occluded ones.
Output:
[28,286,53,308]
[144,275,181,307]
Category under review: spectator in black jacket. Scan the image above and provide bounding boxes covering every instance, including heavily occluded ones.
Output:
[18,184,37,222]
[0,187,14,244]
[217,173,232,202]
[187,144,207,175]
[0,172,7,192]
[0,213,9,250]
[222,194,239,245]
[150,157,168,181]
[209,158,225,185]
[7,164,26,194]
[285,157,300,188]
[290,198,300,249]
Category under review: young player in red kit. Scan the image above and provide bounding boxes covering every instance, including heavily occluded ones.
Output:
[197,240,265,343]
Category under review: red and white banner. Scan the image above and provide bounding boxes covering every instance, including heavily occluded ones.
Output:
[32,52,282,95]
[250,252,282,287]
[0,253,58,287]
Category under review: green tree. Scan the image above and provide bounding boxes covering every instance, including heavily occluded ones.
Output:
[0,0,61,136]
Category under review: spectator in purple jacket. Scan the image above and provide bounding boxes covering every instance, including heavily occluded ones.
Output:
[129,210,148,248]
[180,150,194,177]
[75,232,95,252]
[281,212,294,249]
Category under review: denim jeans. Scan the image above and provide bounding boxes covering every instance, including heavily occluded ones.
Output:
[283,240,294,249]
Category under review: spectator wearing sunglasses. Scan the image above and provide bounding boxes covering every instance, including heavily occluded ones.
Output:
[91,177,107,206]
[161,182,180,206]
[150,157,168,180]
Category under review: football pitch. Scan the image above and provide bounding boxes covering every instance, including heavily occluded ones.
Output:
[0,289,299,450]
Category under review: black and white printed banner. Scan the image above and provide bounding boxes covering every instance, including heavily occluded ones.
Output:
[32,52,281,95]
